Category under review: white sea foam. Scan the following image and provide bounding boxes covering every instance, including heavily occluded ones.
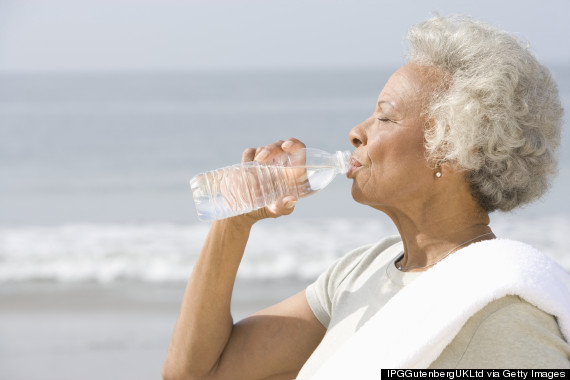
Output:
[0,216,568,283]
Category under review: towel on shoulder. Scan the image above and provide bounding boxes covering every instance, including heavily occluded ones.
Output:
[312,239,570,379]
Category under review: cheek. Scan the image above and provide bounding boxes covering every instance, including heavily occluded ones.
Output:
[350,167,381,203]
[373,130,426,173]
[359,140,429,195]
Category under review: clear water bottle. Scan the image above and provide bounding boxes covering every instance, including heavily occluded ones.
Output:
[190,148,351,222]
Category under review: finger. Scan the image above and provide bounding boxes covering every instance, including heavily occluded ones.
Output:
[266,196,298,217]
[254,140,285,163]
[281,138,306,153]
[281,138,307,167]
[253,146,266,161]
[283,196,298,210]
[241,148,257,163]
[277,196,298,215]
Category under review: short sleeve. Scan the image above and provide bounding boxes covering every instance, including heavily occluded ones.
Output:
[305,244,374,328]
[432,296,570,368]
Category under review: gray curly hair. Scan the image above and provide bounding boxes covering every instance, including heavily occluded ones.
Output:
[406,15,563,212]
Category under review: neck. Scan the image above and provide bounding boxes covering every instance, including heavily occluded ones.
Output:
[383,197,494,272]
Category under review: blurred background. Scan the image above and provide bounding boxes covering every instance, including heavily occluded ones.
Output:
[0,1,569,379]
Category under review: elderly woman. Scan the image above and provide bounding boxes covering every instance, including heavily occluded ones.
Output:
[163,15,569,379]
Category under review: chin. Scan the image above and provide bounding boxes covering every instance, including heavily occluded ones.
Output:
[351,185,389,211]
[351,185,373,206]
[350,183,363,202]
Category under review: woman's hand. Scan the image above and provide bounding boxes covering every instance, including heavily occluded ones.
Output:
[239,138,307,222]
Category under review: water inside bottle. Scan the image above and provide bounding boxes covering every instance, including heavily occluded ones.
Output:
[190,163,340,221]
[293,164,338,197]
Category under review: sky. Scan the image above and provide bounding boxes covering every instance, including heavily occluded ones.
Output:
[1,0,569,72]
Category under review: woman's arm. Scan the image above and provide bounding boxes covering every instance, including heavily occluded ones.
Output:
[162,139,327,380]
[162,216,326,380]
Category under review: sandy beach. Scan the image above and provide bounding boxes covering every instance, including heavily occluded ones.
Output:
[0,279,312,380]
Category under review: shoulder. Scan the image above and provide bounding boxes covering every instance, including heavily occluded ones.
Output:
[305,235,402,327]
[317,235,402,293]
[432,295,570,368]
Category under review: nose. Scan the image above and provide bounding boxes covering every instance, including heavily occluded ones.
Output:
[349,116,372,147]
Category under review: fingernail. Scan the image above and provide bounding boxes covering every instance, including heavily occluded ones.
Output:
[282,141,293,149]
[285,200,297,209]
[255,150,269,161]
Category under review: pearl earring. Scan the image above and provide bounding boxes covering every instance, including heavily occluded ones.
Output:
[435,170,442,178]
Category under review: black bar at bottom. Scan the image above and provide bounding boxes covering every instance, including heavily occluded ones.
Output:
[381,369,570,379]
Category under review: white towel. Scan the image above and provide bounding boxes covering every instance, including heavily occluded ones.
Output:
[312,239,570,379]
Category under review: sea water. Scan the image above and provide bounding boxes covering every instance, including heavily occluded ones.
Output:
[0,67,569,283]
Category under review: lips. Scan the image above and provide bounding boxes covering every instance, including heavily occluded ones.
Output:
[347,157,363,178]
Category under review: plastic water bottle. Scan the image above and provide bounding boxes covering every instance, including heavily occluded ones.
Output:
[190,148,351,222]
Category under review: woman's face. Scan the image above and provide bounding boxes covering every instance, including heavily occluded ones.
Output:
[347,63,442,212]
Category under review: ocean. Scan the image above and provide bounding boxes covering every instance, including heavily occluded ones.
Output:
[1,66,569,380]
[1,66,569,283]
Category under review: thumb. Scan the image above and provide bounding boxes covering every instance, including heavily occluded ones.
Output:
[266,195,298,217]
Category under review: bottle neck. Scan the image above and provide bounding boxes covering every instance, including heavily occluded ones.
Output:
[335,150,351,174]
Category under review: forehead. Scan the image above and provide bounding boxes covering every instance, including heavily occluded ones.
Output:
[376,63,443,112]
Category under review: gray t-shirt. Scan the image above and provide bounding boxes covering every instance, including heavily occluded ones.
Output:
[298,236,570,377]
